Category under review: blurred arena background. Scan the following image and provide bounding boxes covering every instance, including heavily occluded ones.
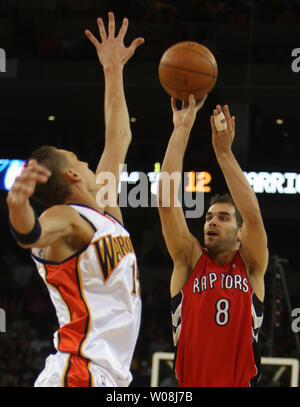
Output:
[1,0,300,387]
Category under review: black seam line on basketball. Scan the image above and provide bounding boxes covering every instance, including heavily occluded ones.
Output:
[160,63,216,78]
[181,47,217,76]
[161,77,215,90]
[160,78,215,91]
[163,46,217,76]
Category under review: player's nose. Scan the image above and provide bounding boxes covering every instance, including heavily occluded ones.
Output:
[208,217,217,226]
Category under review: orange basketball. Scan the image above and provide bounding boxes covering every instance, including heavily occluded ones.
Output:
[158,41,218,101]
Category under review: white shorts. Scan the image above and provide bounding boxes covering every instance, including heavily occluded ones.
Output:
[34,351,117,387]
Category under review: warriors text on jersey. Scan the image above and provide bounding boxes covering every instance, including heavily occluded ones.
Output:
[31,204,141,387]
[171,248,264,387]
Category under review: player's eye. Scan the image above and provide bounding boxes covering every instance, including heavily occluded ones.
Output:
[219,216,227,221]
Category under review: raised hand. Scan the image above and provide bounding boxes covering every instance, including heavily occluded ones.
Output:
[7,160,51,207]
[84,12,144,70]
[210,104,235,155]
[171,94,207,133]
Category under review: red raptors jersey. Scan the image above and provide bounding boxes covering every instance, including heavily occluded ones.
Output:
[171,248,264,387]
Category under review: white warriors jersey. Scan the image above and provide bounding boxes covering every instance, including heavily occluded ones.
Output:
[31,204,142,386]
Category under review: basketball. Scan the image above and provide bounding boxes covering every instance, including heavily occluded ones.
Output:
[158,41,218,101]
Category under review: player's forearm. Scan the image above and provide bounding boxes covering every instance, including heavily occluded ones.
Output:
[216,150,262,221]
[7,199,36,234]
[158,128,191,206]
[161,127,191,174]
[103,65,132,143]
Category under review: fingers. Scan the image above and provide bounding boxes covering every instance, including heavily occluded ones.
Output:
[171,97,178,112]
[224,105,235,132]
[188,94,196,108]
[8,162,51,206]
[221,104,234,132]
[84,13,110,46]
[23,160,51,183]
[222,104,231,130]
[195,94,207,111]
[210,114,218,133]
[172,94,197,112]
[128,37,145,56]
[107,11,115,37]
[187,94,207,112]
[212,105,227,131]
[178,95,194,110]
[96,17,107,42]
[117,17,129,40]
[84,29,101,48]
[27,159,51,174]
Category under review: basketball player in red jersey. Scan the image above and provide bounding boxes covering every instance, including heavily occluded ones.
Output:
[6,13,144,387]
[158,95,268,387]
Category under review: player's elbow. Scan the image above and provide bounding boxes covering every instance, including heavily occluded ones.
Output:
[105,125,132,144]
[157,185,172,208]
[17,241,37,250]
[157,176,178,208]
[244,210,263,227]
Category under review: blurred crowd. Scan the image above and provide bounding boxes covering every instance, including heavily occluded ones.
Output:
[0,0,300,61]
[1,0,300,23]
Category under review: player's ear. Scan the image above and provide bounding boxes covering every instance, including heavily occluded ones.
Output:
[63,168,81,183]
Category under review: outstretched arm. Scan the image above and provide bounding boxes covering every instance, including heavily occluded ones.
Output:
[158,95,206,296]
[85,12,144,224]
[211,105,268,300]
[6,160,91,249]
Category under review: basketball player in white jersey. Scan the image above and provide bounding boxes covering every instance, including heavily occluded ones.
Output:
[7,12,144,387]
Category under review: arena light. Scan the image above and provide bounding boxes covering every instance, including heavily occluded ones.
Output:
[48,115,56,121]
[276,119,284,125]
[0,159,25,190]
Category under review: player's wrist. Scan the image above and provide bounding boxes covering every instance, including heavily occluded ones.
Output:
[8,205,41,245]
[103,63,124,75]
[173,125,192,136]
[214,148,234,163]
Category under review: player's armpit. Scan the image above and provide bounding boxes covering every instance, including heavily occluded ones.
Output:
[158,203,202,265]
[170,241,202,297]
[18,205,92,249]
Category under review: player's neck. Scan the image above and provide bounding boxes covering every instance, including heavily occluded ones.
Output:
[65,188,104,214]
[205,248,237,266]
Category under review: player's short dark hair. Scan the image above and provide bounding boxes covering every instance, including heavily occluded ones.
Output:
[209,193,243,229]
[28,145,72,209]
